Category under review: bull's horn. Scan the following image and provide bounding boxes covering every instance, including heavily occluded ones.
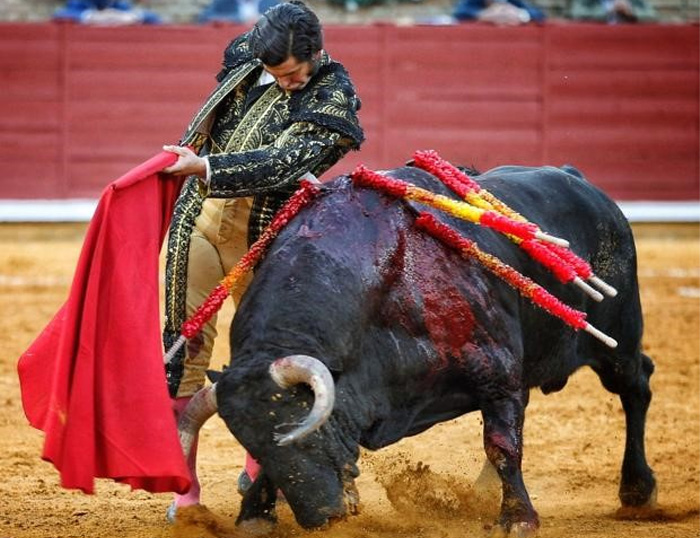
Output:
[269,355,335,446]
[178,383,218,459]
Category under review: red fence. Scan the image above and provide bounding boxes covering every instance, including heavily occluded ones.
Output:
[1,22,698,201]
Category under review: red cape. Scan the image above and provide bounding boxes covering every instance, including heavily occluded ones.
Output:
[17,151,191,494]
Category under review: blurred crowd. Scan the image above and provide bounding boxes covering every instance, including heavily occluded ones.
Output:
[47,0,662,26]
[52,0,282,24]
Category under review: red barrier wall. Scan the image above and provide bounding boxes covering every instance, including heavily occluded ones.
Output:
[0,22,698,201]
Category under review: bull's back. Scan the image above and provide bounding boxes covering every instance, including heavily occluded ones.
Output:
[477,165,629,248]
[474,165,644,377]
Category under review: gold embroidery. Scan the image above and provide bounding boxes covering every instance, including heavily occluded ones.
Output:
[166,183,203,329]
[226,84,285,153]
[181,60,260,146]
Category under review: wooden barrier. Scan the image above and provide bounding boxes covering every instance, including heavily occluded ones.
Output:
[0,22,697,201]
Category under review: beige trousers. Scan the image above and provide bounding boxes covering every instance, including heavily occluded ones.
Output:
[176,196,254,397]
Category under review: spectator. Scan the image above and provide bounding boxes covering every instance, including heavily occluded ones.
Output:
[53,0,161,24]
[327,0,424,14]
[453,0,546,25]
[568,0,657,22]
[198,0,281,23]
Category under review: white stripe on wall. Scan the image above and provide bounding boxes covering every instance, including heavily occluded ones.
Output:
[0,200,698,223]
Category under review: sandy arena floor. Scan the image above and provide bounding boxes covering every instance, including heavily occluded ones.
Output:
[0,222,698,538]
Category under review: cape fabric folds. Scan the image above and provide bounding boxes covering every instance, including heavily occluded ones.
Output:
[17,151,191,494]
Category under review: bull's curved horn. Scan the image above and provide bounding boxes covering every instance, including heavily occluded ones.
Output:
[178,382,218,459]
[269,355,335,447]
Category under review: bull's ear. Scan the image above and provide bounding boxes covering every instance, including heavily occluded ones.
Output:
[206,369,223,383]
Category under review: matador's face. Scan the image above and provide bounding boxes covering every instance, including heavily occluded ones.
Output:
[264,51,322,92]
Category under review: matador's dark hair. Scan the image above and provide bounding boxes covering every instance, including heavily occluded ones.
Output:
[249,0,323,66]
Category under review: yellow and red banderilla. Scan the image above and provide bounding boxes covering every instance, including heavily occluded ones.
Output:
[351,162,618,349]
[411,149,618,301]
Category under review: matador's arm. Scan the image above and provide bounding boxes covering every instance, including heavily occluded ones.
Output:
[205,121,353,197]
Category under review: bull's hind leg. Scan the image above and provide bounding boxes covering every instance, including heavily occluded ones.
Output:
[481,391,539,537]
[593,351,657,511]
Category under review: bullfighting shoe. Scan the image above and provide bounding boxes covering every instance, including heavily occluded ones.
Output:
[237,470,253,496]
[165,503,236,535]
[238,470,287,503]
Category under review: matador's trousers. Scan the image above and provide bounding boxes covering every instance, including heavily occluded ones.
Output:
[175,196,253,398]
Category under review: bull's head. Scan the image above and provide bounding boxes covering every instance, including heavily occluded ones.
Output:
[177,354,360,529]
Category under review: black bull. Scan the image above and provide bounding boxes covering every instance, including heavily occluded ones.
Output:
[183,164,656,534]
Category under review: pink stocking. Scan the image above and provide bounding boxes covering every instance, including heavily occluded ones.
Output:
[245,452,261,481]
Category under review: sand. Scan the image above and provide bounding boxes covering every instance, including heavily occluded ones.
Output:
[1,222,698,538]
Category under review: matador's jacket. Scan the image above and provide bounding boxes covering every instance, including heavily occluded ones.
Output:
[163,32,364,394]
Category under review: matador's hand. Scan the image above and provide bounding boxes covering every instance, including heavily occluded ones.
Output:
[162,145,207,178]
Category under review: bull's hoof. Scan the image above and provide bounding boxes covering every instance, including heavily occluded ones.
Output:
[488,520,539,538]
[237,518,277,536]
[616,485,660,520]
[619,481,658,509]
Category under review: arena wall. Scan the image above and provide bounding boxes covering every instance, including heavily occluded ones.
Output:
[0,22,698,203]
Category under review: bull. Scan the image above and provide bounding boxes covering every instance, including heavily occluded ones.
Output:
[178,163,656,535]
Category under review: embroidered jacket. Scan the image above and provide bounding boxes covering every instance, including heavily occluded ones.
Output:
[163,32,364,393]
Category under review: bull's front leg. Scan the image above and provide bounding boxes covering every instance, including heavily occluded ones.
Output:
[236,470,279,534]
[481,392,539,537]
